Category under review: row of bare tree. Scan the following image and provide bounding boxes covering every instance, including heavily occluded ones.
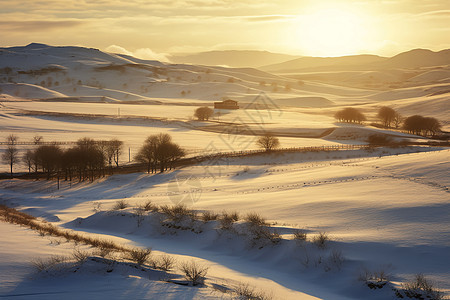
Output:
[1,135,123,180]
[335,106,442,137]
[2,133,189,179]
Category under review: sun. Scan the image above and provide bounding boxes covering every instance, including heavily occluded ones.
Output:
[295,7,369,57]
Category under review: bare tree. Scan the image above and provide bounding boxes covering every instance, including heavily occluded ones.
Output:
[377,106,397,128]
[109,139,123,167]
[256,133,280,152]
[75,138,105,181]
[34,144,63,179]
[2,145,19,177]
[335,107,366,124]
[98,139,122,168]
[23,149,35,173]
[194,106,214,121]
[6,134,18,145]
[423,117,442,136]
[136,133,185,173]
[2,135,19,176]
[393,112,403,129]
[135,135,158,173]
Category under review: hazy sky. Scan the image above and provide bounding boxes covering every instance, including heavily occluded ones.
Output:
[1,0,449,59]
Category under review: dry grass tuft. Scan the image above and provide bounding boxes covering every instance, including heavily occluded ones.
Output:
[160,204,195,221]
[401,274,444,300]
[150,254,176,271]
[312,232,329,249]
[235,283,273,300]
[31,255,69,272]
[201,211,219,222]
[127,248,152,265]
[72,248,91,263]
[180,260,209,286]
[141,200,158,212]
[293,229,307,241]
[245,213,267,227]
[112,200,128,210]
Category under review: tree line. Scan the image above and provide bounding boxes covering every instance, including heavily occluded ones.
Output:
[16,137,123,181]
[1,134,187,180]
[1,131,282,179]
[334,106,442,137]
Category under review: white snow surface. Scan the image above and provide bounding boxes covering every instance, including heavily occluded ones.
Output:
[0,43,449,300]
[1,148,449,299]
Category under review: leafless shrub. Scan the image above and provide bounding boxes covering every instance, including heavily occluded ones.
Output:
[201,211,219,222]
[245,213,267,227]
[328,249,344,270]
[246,224,281,245]
[235,283,273,300]
[255,227,281,243]
[160,204,194,222]
[72,248,90,264]
[359,268,391,289]
[128,248,152,265]
[31,258,50,272]
[229,211,239,222]
[142,200,158,212]
[219,211,239,230]
[151,254,176,271]
[292,229,307,241]
[93,246,113,258]
[401,274,443,300]
[180,260,209,286]
[312,232,329,249]
[31,255,69,272]
[112,200,128,210]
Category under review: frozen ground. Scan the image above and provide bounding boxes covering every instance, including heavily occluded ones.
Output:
[1,147,449,300]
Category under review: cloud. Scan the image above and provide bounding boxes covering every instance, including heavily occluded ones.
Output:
[105,45,171,62]
[105,45,133,56]
[244,15,295,22]
[0,20,82,32]
[417,10,450,18]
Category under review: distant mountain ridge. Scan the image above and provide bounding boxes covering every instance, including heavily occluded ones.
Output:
[261,48,450,73]
[260,54,387,72]
[170,50,300,68]
[382,48,450,69]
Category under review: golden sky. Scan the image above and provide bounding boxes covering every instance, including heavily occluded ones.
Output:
[1,0,449,58]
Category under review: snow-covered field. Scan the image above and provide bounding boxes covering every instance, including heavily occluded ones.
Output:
[1,148,449,299]
[0,44,449,299]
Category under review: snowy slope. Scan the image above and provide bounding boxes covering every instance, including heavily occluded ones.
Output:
[1,148,448,299]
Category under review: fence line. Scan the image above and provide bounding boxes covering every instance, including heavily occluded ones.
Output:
[190,144,370,162]
[0,141,77,146]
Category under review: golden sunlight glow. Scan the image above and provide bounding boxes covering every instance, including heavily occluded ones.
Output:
[295,7,369,57]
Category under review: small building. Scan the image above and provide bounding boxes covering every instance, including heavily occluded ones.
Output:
[214,99,239,110]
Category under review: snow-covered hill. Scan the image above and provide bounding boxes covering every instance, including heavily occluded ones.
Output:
[1,148,449,299]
